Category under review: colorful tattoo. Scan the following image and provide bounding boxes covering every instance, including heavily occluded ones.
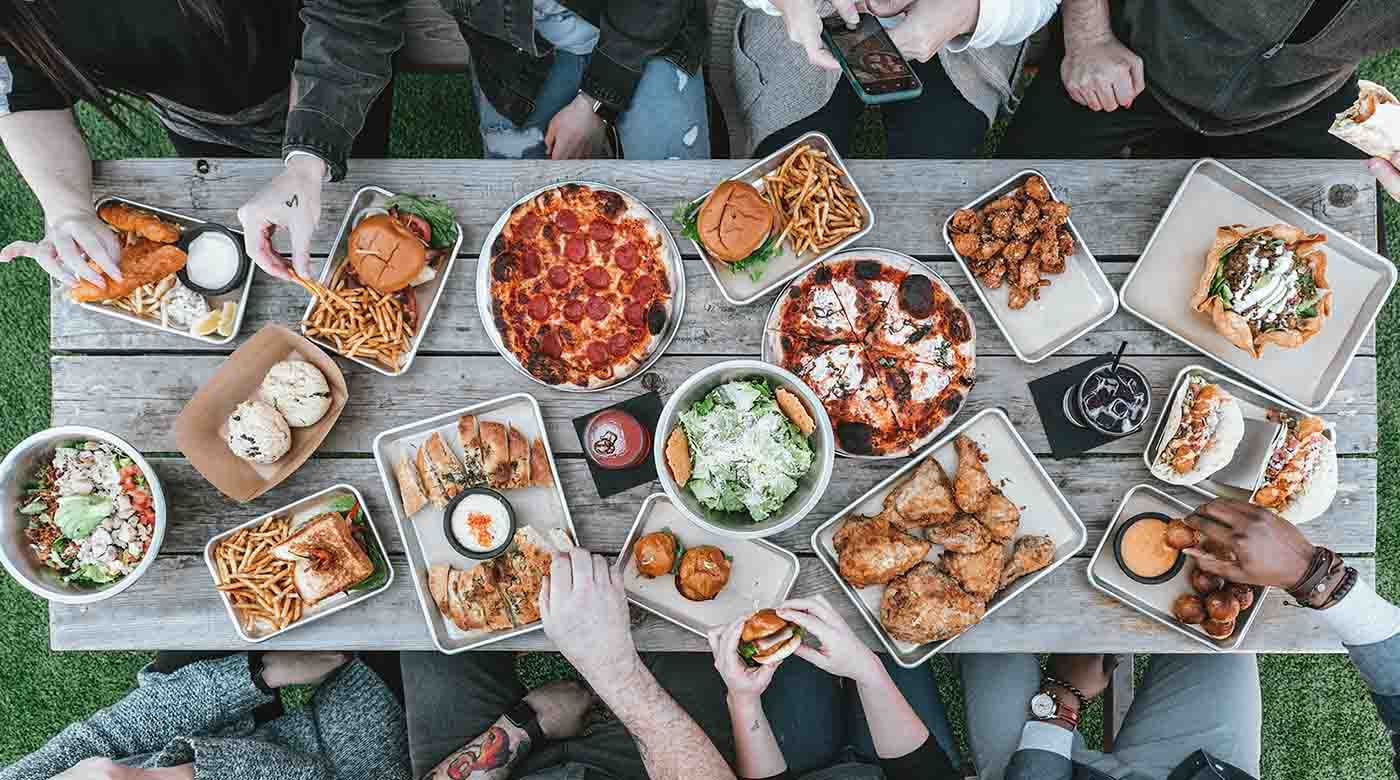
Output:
[430,722,527,780]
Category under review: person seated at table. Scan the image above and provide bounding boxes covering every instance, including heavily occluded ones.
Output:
[433,0,710,161]
[0,1,403,286]
[707,595,960,780]
[402,546,737,780]
[959,498,1400,780]
[732,0,1059,159]
[1,651,409,780]
[997,0,1400,182]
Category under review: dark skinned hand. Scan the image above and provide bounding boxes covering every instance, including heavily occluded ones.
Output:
[1182,499,1315,590]
[1047,654,1112,701]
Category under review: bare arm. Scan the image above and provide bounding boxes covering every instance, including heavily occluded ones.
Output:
[852,667,929,758]
[424,718,531,780]
[1058,0,1143,111]
[594,656,737,780]
[708,617,784,779]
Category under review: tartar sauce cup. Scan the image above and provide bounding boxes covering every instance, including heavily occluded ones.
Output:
[177,224,251,297]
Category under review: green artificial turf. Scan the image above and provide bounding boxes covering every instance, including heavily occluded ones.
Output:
[2,54,1399,778]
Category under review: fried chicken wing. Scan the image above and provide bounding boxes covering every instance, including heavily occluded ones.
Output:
[976,489,1020,542]
[98,203,182,244]
[1019,199,1041,224]
[1016,254,1042,291]
[999,535,1055,590]
[887,457,958,528]
[1002,240,1029,263]
[943,542,1005,601]
[1007,285,1031,310]
[974,257,1007,289]
[1023,175,1052,203]
[880,561,987,644]
[953,435,994,513]
[950,208,981,234]
[926,514,991,554]
[1038,200,1071,230]
[989,211,1013,239]
[1056,227,1074,259]
[976,238,1006,261]
[1033,234,1064,275]
[951,231,981,257]
[834,514,932,588]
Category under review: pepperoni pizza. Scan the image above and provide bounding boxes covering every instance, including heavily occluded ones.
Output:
[768,255,976,456]
[488,184,675,389]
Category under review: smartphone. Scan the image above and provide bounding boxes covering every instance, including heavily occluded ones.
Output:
[821,14,923,104]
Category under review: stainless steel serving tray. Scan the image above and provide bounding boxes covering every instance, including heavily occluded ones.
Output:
[811,408,1087,668]
[301,185,464,377]
[203,483,393,643]
[1143,364,1336,502]
[82,196,253,346]
[682,131,875,305]
[1087,484,1268,651]
[371,393,575,654]
[942,169,1117,363]
[618,493,800,637]
[475,181,685,392]
[1119,158,1395,411]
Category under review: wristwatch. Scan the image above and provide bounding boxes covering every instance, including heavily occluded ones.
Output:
[1030,680,1082,730]
[505,698,546,749]
[579,90,619,126]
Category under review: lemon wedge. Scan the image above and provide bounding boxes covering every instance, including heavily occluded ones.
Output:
[216,301,238,337]
[191,310,222,337]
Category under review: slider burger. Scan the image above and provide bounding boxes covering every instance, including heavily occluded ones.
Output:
[738,609,802,666]
[682,181,781,274]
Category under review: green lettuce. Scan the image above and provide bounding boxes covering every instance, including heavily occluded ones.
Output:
[55,495,111,540]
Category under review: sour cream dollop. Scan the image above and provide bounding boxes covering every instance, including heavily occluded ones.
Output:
[450,493,511,552]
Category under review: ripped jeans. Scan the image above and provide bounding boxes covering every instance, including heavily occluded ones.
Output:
[473,51,710,160]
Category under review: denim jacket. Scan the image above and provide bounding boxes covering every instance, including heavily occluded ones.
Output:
[437,0,707,125]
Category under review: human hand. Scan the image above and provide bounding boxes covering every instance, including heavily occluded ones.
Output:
[858,0,914,16]
[1369,156,1400,202]
[707,617,779,704]
[545,95,610,160]
[886,0,978,63]
[1182,499,1316,589]
[259,651,349,688]
[1061,33,1144,112]
[1,210,121,289]
[524,680,593,739]
[236,155,325,280]
[1046,654,1111,702]
[770,0,857,71]
[776,596,882,685]
[539,548,639,686]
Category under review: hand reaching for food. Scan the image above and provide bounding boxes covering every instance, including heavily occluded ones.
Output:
[237,155,325,280]
[539,548,639,685]
[1368,156,1400,202]
[1061,32,1144,112]
[777,595,883,684]
[708,617,780,701]
[1,210,122,288]
[1181,499,1316,589]
[769,0,857,71]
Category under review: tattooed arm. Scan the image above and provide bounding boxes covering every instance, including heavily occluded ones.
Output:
[424,719,529,780]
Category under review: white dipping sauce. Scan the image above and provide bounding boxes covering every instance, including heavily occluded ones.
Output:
[187,232,241,290]
[451,493,511,551]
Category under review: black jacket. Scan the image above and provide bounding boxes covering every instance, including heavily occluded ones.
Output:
[437,0,707,125]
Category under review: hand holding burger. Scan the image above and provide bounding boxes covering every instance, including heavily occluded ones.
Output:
[708,615,781,701]
[776,596,883,685]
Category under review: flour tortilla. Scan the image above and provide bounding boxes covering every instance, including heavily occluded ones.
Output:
[1251,423,1338,525]
[1149,378,1245,485]
[1330,80,1400,161]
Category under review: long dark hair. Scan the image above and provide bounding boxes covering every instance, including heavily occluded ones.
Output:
[1,0,226,129]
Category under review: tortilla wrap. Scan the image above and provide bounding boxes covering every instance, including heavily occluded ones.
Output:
[1251,422,1338,525]
[1189,224,1332,359]
[1330,80,1400,161]
[1149,378,1244,485]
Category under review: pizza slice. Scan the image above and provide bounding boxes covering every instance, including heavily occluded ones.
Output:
[867,348,971,444]
[821,349,907,456]
[827,259,898,336]
[493,527,556,625]
[772,264,860,343]
[866,278,973,370]
[794,343,866,402]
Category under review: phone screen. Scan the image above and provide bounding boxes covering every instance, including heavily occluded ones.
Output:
[823,14,919,95]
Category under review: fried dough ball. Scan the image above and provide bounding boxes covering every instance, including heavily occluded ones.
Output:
[1229,583,1256,612]
[1164,518,1202,550]
[676,545,731,601]
[989,211,1014,239]
[952,231,981,257]
[950,208,981,234]
[1190,568,1225,595]
[984,196,1020,212]
[1201,618,1235,640]
[1023,175,1052,203]
[634,531,678,578]
[1204,590,1241,622]
[1172,593,1205,624]
[976,238,1006,261]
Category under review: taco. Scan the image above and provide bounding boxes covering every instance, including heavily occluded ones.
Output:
[1329,80,1400,161]
[1251,412,1337,525]
[1149,377,1245,485]
[1189,224,1331,359]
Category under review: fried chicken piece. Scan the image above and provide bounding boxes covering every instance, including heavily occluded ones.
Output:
[943,542,1006,601]
[953,435,994,513]
[834,513,932,588]
[98,203,182,244]
[1010,220,1037,240]
[1023,175,1052,203]
[984,196,1020,212]
[1007,285,1032,310]
[880,561,987,644]
[950,208,981,234]
[926,514,991,554]
[886,457,959,528]
[1003,241,1029,263]
[70,240,188,303]
[976,238,1006,261]
[1016,254,1041,291]
[1057,227,1074,258]
[1033,233,1064,275]
[1038,200,1071,230]
[989,211,1013,239]
[975,257,1007,289]
[1019,199,1041,224]
[976,489,1020,542]
[999,535,1056,590]
[952,231,982,257]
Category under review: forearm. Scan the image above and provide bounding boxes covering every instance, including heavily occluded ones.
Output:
[594,657,736,780]
[0,108,93,219]
[424,717,531,780]
[729,694,785,780]
[854,665,929,759]
[1060,0,1114,48]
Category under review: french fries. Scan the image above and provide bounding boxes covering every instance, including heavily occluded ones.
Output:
[760,144,865,256]
[212,515,302,636]
[296,265,410,372]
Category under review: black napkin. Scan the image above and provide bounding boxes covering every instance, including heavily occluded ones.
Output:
[572,392,663,499]
[1029,354,1121,458]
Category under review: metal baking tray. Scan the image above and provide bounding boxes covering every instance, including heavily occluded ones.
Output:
[371,393,575,654]
[203,483,393,643]
[1143,364,1336,501]
[300,185,463,377]
[760,248,977,460]
[80,196,253,346]
[475,181,685,392]
[811,408,1087,667]
[1119,158,1395,411]
[682,131,875,306]
[942,169,1117,363]
[618,493,800,637]
[1087,484,1267,651]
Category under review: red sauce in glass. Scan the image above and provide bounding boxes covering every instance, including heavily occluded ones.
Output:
[585,409,651,469]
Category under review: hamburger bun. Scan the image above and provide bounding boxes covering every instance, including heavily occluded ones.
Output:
[348,213,427,293]
[739,609,802,665]
[697,181,776,263]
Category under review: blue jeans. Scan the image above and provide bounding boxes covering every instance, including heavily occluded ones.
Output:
[473,51,710,160]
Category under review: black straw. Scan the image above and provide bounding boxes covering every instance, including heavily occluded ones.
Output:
[1108,342,1127,375]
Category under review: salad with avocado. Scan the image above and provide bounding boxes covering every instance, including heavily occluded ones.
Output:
[677,379,814,521]
[20,441,157,586]
[1206,232,1329,333]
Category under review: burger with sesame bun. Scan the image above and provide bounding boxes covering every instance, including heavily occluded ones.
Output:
[738,609,803,665]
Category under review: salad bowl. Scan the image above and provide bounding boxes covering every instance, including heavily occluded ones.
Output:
[0,426,167,604]
[655,360,835,539]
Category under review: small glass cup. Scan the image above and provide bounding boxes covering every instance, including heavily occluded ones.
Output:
[1062,361,1152,437]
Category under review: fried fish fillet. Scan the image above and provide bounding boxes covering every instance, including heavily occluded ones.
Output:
[69,240,188,303]
[926,514,991,554]
[976,490,1021,542]
[98,202,182,244]
[953,435,994,513]
[886,457,958,529]
[943,542,1006,601]
[880,561,986,644]
[999,535,1056,590]
[834,513,931,588]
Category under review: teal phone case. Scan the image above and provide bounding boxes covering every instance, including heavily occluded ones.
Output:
[821,24,923,105]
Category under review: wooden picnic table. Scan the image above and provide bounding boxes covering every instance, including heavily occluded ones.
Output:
[47,158,1380,654]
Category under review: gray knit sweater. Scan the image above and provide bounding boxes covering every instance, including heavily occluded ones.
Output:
[1,656,409,780]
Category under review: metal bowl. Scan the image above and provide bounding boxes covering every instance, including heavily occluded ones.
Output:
[0,427,167,604]
[653,360,835,540]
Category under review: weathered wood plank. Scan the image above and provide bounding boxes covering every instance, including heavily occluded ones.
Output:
[48,554,1374,653]
[131,456,1381,557]
[49,260,1381,356]
[51,354,1379,455]
[86,159,1379,259]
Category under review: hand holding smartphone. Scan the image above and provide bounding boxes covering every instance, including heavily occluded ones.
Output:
[821,14,924,105]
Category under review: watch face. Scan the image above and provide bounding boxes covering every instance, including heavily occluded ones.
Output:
[1030,692,1057,719]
